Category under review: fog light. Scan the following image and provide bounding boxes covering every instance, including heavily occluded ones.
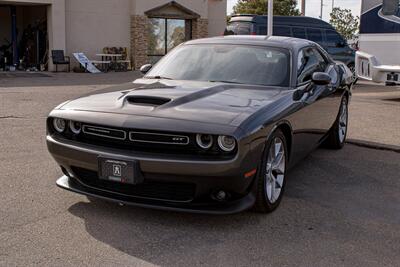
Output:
[214,190,226,201]
[69,121,82,134]
[53,118,66,133]
[196,134,213,149]
[217,135,236,152]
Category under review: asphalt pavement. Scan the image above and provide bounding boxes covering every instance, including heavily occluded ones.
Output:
[0,72,399,266]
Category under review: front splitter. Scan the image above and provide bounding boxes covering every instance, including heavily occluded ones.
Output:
[56,175,255,215]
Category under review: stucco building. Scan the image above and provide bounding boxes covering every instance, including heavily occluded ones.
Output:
[0,0,227,71]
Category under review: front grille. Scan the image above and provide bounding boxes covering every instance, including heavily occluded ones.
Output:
[82,125,126,140]
[129,131,189,145]
[76,124,234,159]
[71,167,196,202]
[47,118,237,159]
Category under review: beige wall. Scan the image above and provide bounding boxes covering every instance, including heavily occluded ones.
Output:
[207,0,227,37]
[65,0,131,64]
[0,0,226,71]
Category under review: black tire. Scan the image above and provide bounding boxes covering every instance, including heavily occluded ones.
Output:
[253,129,288,213]
[324,96,348,149]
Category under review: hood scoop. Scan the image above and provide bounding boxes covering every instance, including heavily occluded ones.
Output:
[127,95,171,106]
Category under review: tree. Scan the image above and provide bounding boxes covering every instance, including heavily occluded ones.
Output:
[232,0,300,16]
[329,7,359,41]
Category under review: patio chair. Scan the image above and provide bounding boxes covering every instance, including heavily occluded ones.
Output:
[51,50,70,72]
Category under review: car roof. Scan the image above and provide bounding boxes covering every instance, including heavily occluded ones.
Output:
[230,15,335,29]
[185,35,315,51]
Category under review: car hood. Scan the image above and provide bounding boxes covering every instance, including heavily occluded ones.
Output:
[59,79,285,127]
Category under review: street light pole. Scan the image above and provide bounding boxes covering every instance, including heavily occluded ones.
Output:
[301,0,306,16]
[320,0,323,19]
[332,0,335,10]
[268,0,273,36]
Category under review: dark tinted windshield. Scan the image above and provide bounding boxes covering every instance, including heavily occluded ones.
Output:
[225,21,253,35]
[146,44,290,87]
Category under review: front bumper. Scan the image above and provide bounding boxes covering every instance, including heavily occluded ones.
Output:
[47,135,262,214]
[57,175,256,214]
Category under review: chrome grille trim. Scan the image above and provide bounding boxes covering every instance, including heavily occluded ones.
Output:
[82,125,127,140]
[129,131,190,145]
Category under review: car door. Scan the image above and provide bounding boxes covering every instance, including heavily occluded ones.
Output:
[289,46,339,161]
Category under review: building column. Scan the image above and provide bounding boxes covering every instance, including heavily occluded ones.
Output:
[47,0,66,71]
[131,15,149,70]
[192,18,208,39]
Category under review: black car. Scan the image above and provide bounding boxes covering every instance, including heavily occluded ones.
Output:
[47,36,353,214]
[225,15,356,80]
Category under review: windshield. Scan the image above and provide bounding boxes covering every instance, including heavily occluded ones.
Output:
[224,21,254,35]
[146,44,290,87]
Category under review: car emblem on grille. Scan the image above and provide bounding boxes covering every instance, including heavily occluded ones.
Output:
[112,164,122,177]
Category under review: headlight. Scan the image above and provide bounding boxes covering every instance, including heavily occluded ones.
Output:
[69,121,82,134]
[217,135,236,152]
[196,134,213,149]
[53,118,66,133]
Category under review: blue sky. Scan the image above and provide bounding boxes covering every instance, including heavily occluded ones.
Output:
[227,0,362,21]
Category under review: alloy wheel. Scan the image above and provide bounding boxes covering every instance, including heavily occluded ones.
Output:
[265,137,286,203]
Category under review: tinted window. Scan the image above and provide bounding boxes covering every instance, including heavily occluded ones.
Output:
[325,30,344,46]
[292,27,306,39]
[147,44,291,87]
[274,26,291,37]
[225,22,253,35]
[297,47,328,84]
[256,25,267,35]
[307,28,323,44]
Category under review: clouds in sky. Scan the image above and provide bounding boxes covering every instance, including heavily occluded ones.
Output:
[227,0,361,21]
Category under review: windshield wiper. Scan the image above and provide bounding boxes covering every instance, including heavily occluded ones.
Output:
[145,75,173,80]
[209,80,245,84]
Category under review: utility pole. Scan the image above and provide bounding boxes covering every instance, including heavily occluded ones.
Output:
[268,0,273,36]
[301,0,306,16]
[332,0,335,10]
[320,0,323,19]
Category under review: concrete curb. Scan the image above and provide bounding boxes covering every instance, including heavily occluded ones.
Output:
[347,139,400,153]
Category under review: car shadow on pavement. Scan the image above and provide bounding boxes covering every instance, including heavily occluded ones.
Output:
[67,145,400,266]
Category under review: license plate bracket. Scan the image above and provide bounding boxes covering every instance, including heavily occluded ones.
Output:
[98,157,143,185]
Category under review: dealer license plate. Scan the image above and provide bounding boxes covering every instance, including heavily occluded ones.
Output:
[98,157,136,184]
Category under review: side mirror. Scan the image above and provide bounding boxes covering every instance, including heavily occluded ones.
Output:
[140,64,152,74]
[312,72,331,85]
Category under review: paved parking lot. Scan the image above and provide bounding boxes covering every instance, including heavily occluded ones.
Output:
[0,72,399,266]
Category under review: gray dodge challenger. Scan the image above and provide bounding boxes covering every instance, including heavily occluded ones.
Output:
[47,36,353,214]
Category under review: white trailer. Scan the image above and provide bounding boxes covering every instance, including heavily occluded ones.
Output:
[356,0,400,84]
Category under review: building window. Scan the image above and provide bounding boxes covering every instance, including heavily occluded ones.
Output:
[148,18,190,64]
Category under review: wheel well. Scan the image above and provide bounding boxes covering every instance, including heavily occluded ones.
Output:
[276,123,292,161]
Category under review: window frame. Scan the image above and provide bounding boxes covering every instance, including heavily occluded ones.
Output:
[296,46,330,86]
[147,17,190,57]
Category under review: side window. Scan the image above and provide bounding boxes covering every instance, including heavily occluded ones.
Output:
[292,27,306,39]
[306,28,323,44]
[256,25,267,35]
[325,30,344,46]
[297,47,329,84]
[273,26,291,37]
